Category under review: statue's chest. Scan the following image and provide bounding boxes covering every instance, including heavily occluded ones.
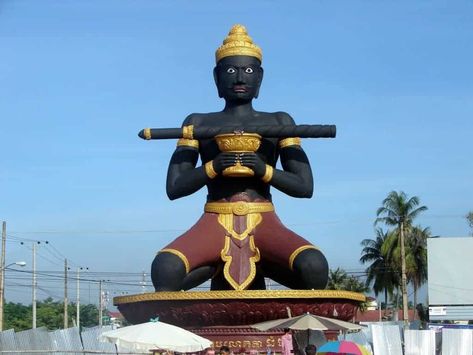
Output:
[199,114,278,128]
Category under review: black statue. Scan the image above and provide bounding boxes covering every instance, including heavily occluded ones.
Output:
[150,25,330,291]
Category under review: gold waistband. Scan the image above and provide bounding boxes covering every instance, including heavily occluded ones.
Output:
[204,201,274,216]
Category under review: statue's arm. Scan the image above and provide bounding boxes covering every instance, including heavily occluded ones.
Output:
[271,139,314,198]
[240,112,314,198]
[271,112,314,197]
[166,116,208,200]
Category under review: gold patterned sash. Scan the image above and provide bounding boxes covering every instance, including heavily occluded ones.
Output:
[204,201,273,290]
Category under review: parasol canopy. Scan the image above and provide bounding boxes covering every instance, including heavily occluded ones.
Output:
[99,320,213,353]
[316,340,371,355]
[251,313,362,332]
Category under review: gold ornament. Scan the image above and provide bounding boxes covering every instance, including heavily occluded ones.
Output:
[215,132,262,177]
[114,289,367,304]
[279,137,301,149]
[143,128,152,140]
[205,201,274,215]
[288,245,319,271]
[215,24,263,63]
[220,234,260,290]
[177,138,199,148]
[158,249,190,273]
[182,125,194,140]
[205,161,218,179]
[261,165,274,183]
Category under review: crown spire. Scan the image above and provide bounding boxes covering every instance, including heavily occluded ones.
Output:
[215,24,262,63]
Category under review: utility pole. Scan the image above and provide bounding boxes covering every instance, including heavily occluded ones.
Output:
[141,271,146,293]
[75,266,88,329]
[76,267,80,329]
[32,242,37,329]
[98,280,103,327]
[0,222,6,331]
[64,259,68,329]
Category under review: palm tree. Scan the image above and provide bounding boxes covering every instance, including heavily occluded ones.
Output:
[375,191,428,324]
[382,225,430,319]
[344,275,370,294]
[327,268,348,290]
[327,268,369,293]
[360,228,399,314]
[406,226,430,315]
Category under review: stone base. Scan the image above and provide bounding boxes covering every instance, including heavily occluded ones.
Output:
[114,289,366,327]
[189,326,340,353]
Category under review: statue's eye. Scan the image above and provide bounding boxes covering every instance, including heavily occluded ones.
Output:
[245,68,254,74]
[226,68,236,74]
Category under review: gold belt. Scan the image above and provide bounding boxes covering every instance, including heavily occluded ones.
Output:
[204,201,274,216]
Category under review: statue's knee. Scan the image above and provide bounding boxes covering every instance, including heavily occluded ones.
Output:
[293,248,329,289]
[151,252,187,290]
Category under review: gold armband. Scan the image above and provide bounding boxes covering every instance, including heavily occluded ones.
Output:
[177,138,199,149]
[261,165,274,183]
[205,161,218,179]
[279,137,301,149]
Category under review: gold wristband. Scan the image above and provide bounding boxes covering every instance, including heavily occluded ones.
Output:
[261,165,274,183]
[177,138,199,149]
[205,161,218,179]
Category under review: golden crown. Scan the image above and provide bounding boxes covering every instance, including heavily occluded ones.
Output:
[215,24,262,63]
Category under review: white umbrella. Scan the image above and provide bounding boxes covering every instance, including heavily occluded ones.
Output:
[100,320,213,353]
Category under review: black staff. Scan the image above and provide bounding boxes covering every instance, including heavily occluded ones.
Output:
[138,124,336,140]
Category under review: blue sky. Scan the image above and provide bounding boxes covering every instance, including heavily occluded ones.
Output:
[1,0,472,307]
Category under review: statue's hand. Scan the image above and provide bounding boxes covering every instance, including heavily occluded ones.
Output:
[239,153,266,178]
[212,152,239,174]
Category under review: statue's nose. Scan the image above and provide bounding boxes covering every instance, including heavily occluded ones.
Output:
[236,69,244,83]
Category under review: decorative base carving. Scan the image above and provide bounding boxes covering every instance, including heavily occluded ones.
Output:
[189,326,340,353]
[114,290,365,327]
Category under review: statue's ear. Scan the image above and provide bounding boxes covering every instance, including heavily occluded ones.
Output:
[213,66,223,98]
[254,66,264,99]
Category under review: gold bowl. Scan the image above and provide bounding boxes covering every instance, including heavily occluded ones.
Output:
[215,133,262,177]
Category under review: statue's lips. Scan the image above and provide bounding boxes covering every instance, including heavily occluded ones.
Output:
[233,85,248,93]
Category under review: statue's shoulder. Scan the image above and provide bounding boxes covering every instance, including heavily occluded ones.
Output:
[275,111,296,125]
[181,112,221,126]
[257,111,296,125]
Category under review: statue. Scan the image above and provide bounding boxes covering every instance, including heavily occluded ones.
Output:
[150,25,329,291]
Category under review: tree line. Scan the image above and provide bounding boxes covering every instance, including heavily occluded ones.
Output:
[4,298,100,331]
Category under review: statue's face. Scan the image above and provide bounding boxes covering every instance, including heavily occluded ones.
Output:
[214,56,263,102]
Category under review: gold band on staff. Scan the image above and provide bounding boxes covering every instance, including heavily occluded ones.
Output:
[143,128,152,140]
[182,125,194,140]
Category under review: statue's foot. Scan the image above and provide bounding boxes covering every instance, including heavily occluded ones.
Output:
[151,252,217,291]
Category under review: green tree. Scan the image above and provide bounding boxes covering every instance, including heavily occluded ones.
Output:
[360,228,399,314]
[327,268,348,290]
[327,268,369,293]
[375,191,427,324]
[343,275,370,293]
[4,302,31,331]
[4,299,100,331]
[382,225,430,318]
[406,226,430,315]
[37,298,64,330]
